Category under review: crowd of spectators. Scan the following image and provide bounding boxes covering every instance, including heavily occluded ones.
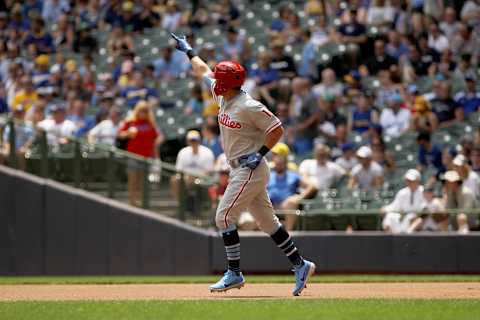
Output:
[0,0,479,231]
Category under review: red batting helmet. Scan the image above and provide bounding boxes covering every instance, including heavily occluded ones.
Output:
[212,61,246,96]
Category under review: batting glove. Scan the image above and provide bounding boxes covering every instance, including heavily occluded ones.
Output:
[171,33,192,53]
[240,152,263,170]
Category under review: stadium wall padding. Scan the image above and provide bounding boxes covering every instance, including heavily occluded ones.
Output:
[1,166,479,275]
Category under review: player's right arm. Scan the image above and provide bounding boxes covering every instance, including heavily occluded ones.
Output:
[190,56,212,79]
[171,33,212,78]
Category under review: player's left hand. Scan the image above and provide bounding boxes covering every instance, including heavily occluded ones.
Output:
[239,152,262,170]
[171,33,192,53]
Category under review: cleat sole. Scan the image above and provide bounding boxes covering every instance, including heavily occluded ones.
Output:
[210,282,245,293]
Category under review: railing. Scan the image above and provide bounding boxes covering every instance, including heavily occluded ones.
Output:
[1,115,479,231]
[0,116,215,226]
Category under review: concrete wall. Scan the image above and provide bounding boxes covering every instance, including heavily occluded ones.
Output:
[1,166,479,275]
[0,166,211,275]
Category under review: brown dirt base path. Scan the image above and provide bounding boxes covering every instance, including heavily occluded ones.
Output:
[1,283,480,301]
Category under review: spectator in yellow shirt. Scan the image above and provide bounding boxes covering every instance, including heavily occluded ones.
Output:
[11,76,38,112]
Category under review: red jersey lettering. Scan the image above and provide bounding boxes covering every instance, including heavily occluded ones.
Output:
[218,113,242,129]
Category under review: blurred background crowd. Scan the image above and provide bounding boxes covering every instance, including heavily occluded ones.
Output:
[0,0,479,233]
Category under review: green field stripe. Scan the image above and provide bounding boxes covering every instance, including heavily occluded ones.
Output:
[1,275,480,285]
[1,300,479,320]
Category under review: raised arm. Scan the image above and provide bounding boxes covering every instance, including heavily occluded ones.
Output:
[171,33,212,78]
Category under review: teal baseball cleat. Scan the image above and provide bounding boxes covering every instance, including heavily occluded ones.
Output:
[209,270,245,292]
[292,260,316,296]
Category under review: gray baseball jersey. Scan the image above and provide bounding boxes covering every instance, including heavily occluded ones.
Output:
[204,75,282,161]
[204,74,282,234]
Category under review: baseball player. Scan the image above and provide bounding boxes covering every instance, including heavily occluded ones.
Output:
[172,33,315,296]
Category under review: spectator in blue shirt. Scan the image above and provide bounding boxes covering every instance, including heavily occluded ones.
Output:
[184,84,204,115]
[267,155,301,207]
[23,18,55,54]
[9,6,30,31]
[349,91,379,135]
[270,5,292,32]
[2,106,34,170]
[298,30,317,79]
[121,71,158,109]
[42,0,70,25]
[268,154,316,230]
[250,51,280,86]
[455,76,480,116]
[386,30,409,60]
[22,0,43,21]
[417,131,444,173]
[221,26,250,64]
[202,122,223,158]
[153,46,190,79]
[67,98,96,138]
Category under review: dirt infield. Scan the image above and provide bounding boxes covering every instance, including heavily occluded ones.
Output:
[1,283,479,301]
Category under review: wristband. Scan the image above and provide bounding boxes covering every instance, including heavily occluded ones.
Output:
[258,145,270,157]
[186,49,195,60]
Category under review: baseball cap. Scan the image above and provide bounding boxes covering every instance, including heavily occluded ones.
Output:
[271,142,290,156]
[453,154,467,167]
[35,54,50,66]
[407,84,418,94]
[341,142,355,152]
[404,169,421,181]
[122,1,134,11]
[356,146,372,158]
[50,104,66,112]
[388,91,403,103]
[186,130,201,141]
[444,170,461,182]
[465,75,476,82]
[65,59,77,72]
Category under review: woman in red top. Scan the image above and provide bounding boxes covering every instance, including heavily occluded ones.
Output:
[118,100,163,206]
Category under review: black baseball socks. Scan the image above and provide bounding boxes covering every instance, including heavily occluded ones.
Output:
[222,228,241,274]
[271,226,304,267]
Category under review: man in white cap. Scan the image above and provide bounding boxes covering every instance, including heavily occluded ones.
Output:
[171,130,215,200]
[452,154,480,200]
[442,170,478,234]
[381,169,426,233]
[37,104,76,145]
[298,143,346,191]
[348,146,384,190]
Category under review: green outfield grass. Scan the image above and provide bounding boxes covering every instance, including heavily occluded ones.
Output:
[1,300,479,320]
[0,274,479,285]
